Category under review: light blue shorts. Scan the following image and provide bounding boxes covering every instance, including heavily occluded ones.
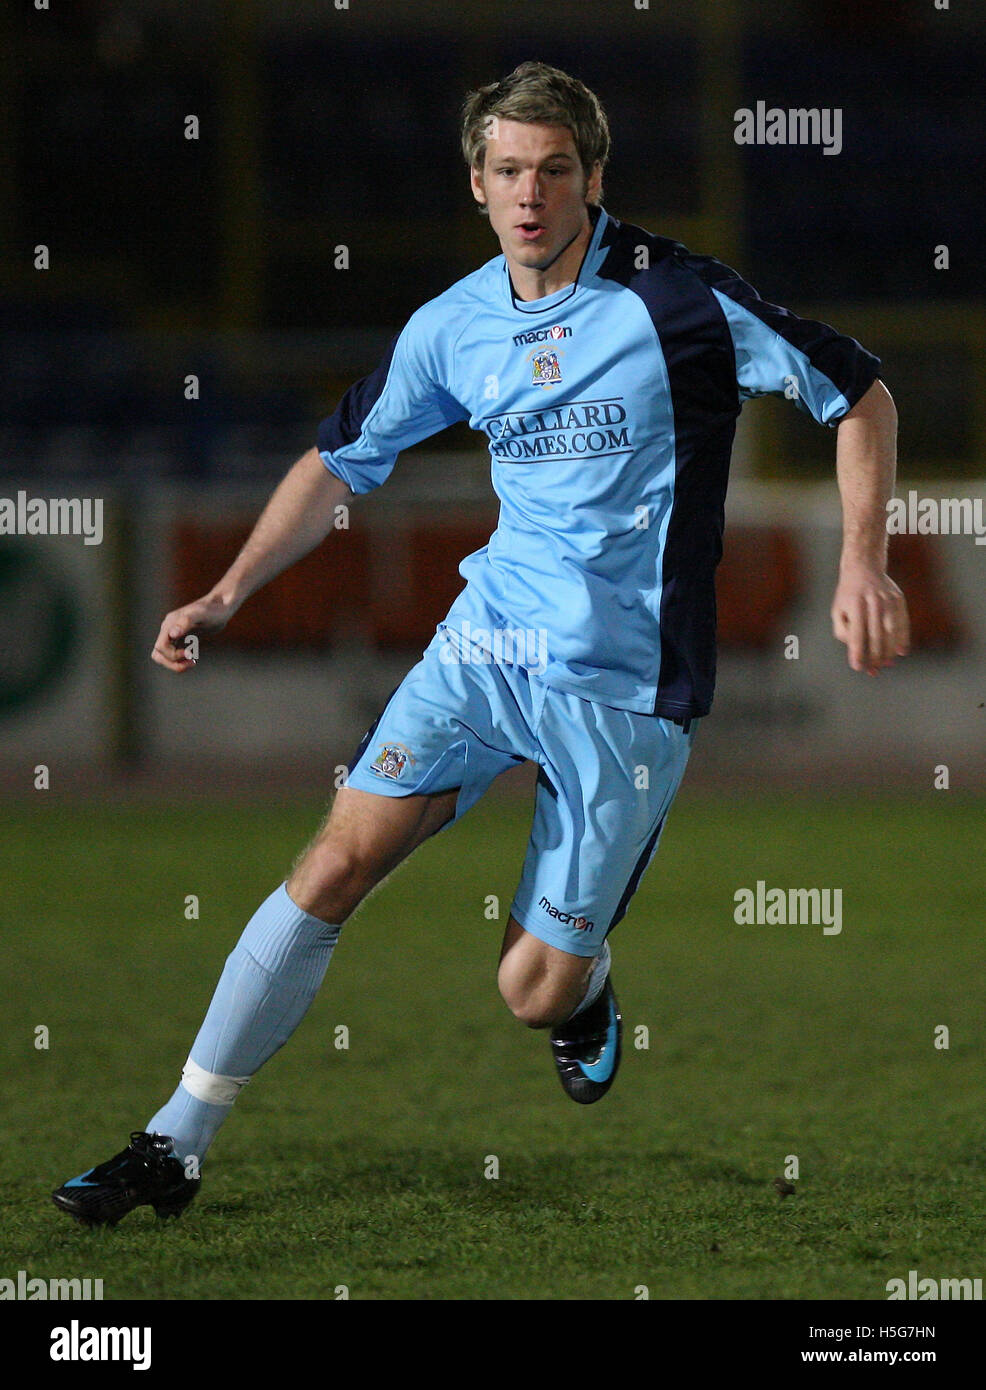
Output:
[346,627,696,958]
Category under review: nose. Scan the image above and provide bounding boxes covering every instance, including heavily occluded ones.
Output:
[518,173,545,207]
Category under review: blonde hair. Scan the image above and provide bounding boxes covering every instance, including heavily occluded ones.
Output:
[461,61,610,209]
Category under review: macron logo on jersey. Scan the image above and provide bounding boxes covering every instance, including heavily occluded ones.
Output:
[539,896,595,932]
[512,324,572,346]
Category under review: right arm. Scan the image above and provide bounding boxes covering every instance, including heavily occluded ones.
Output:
[153,305,467,673]
[151,448,352,672]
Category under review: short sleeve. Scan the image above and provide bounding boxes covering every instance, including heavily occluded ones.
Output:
[316,311,468,494]
[681,252,882,426]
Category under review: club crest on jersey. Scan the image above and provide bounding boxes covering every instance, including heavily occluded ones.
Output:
[370,743,414,780]
[530,349,562,387]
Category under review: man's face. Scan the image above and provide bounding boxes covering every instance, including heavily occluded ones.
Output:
[471,120,601,278]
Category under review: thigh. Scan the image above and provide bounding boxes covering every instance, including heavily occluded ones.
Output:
[509,692,698,957]
[288,784,459,914]
[308,782,460,871]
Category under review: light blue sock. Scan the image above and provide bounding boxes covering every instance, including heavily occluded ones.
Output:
[147,882,340,1164]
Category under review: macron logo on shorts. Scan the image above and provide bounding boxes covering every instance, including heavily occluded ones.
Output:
[538,896,594,932]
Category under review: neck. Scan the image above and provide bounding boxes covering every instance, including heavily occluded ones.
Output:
[509,213,595,303]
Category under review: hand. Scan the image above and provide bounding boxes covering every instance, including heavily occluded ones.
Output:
[150,592,235,673]
[831,563,910,675]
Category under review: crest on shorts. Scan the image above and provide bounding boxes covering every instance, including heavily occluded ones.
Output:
[370,743,414,780]
[531,349,562,387]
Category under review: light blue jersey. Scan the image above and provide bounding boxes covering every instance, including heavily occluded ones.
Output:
[318,204,880,717]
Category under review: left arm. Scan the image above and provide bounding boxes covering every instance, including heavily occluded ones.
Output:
[830,379,910,675]
[686,255,911,674]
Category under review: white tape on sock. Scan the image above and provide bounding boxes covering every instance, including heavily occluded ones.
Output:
[569,939,611,1018]
[181,1056,252,1106]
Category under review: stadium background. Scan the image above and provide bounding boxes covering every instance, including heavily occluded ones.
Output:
[2,0,986,1305]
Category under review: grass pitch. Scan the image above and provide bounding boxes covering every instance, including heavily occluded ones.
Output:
[1,789,983,1300]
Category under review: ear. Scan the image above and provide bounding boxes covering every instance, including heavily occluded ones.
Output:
[470,163,487,208]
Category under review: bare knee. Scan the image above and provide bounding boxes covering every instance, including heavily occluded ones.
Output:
[497,936,593,1030]
[500,985,573,1031]
[287,843,378,923]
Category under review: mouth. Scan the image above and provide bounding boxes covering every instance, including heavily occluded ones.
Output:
[516,221,547,242]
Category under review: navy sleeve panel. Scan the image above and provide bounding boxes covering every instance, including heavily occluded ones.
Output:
[315,312,470,494]
[679,252,882,423]
[316,335,400,457]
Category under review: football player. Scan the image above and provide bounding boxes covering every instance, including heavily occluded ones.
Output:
[54,62,907,1225]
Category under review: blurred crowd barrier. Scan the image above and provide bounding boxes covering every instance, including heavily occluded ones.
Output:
[2,471,984,787]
